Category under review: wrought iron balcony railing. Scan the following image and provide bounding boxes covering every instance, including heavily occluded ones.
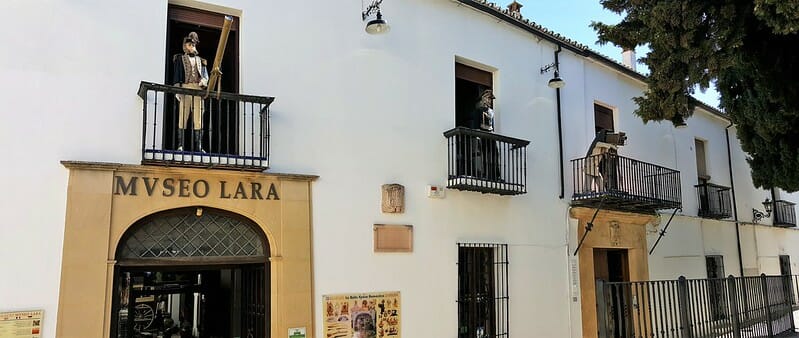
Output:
[774,200,797,227]
[695,182,733,219]
[444,127,530,195]
[571,153,682,213]
[137,82,274,170]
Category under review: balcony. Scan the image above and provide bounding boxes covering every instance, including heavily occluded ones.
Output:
[443,127,530,195]
[773,200,797,227]
[695,182,732,219]
[571,153,682,213]
[137,82,274,170]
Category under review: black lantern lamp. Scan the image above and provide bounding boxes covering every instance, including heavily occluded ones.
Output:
[362,1,390,35]
[753,198,772,224]
[540,62,565,88]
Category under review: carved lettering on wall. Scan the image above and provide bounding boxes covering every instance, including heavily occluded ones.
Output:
[113,175,279,200]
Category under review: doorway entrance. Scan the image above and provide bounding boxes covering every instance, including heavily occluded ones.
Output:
[114,265,266,338]
[594,248,630,338]
[110,207,269,338]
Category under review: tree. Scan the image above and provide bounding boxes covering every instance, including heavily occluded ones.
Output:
[591,0,799,191]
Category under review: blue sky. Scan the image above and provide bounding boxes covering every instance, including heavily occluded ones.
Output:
[518,0,721,108]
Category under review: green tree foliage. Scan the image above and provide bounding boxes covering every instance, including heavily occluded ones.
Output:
[592,0,799,191]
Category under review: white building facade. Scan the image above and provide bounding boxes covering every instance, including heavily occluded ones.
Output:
[0,1,796,337]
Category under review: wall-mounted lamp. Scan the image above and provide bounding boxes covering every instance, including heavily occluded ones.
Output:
[540,62,565,88]
[753,198,773,224]
[362,0,390,35]
[671,114,688,129]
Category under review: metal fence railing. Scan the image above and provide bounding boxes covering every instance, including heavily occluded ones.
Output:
[774,200,797,227]
[597,274,799,338]
[444,127,530,196]
[571,153,682,212]
[696,183,733,219]
[137,82,274,170]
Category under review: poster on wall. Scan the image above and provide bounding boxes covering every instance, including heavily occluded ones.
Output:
[323,291,400,338]
[0,310,43,338]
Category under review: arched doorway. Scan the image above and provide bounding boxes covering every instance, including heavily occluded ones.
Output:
[110,207,270,338]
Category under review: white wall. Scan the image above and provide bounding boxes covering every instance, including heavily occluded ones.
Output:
[3,1,799,337]
[0,1,167,337]
[0,0,575,337]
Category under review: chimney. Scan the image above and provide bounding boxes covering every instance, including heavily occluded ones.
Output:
[622,49,636,71]
[507,1,523,15]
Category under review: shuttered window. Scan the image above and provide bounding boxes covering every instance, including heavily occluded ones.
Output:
[695,139,709,179]
[594,104,614,133]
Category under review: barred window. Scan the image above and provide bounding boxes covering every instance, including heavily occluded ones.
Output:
[457,243,509,338]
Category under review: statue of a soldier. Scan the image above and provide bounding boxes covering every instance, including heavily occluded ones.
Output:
[172,32,209,152]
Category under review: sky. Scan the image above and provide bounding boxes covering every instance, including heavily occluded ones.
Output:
[518,0,721,108]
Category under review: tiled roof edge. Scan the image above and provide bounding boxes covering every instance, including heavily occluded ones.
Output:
[453,0,728,120]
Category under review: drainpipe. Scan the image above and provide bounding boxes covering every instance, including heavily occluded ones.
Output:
[726,122,745,276]
[554,45,565,199]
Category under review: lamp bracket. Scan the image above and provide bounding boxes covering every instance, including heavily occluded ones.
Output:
[362,0,384,20]
[752,208,771,224]
[540,62,558,74]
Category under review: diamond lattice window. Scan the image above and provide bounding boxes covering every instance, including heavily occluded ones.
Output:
[118,208,265,259]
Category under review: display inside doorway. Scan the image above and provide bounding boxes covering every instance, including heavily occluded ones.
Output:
[113,265,267,338]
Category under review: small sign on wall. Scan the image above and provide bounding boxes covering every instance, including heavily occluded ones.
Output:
[0,310,43,338]
[288,327,306,338]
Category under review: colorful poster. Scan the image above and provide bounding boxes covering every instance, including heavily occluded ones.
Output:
[323,291,400,338]
[0,310,43,338]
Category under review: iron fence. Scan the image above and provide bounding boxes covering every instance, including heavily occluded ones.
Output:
[597,274,799,337]
[444,127,530,196]
[695,183,733,219]
[774,200,797,227]
[137,82,274,170]
[571,153,682,213]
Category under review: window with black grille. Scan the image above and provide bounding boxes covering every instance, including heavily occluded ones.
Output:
[457,243,509,338]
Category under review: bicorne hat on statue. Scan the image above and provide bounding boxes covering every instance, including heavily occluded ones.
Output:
[183,32,200,45]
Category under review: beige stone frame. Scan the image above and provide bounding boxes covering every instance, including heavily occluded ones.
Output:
[56,161,317,338]
[572,207,657,338]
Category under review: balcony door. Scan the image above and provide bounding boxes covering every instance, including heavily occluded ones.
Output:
[163,5,240,154]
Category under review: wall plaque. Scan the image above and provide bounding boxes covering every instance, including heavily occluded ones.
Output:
[381,184,405,213]
[374,224,413,253]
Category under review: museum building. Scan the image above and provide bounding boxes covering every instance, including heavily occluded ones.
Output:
[3,1,799,338]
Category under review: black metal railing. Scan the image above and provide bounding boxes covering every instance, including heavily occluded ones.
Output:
[444,127,530,196]
[597,274,799,338]
[695,183,733,219]
[571,153,682,213]
[773,200,797,227]
[137,82,274,170]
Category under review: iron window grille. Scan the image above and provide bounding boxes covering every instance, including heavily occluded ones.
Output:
[457,243,509,338]
[117,207,266,261]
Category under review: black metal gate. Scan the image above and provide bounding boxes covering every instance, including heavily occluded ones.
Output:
[242,264,268,338]
[596,275,799,337]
